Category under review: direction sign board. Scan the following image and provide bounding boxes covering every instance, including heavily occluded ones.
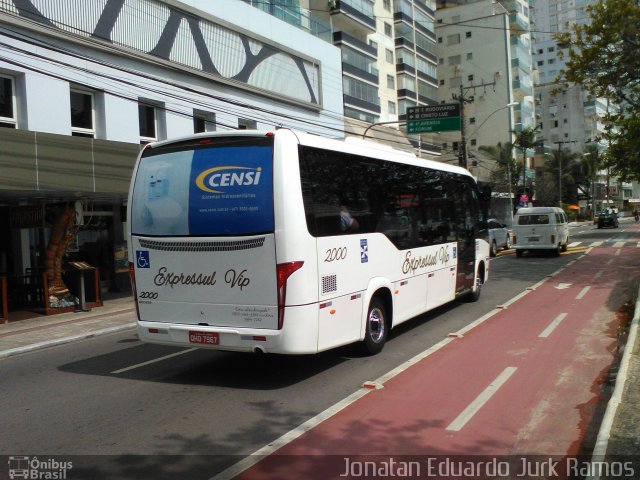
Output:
[406,104,461,134]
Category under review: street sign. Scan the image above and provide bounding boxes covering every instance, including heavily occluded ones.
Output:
[406,104,461,133]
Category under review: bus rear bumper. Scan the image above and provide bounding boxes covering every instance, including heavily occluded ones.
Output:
[137,304,319,354]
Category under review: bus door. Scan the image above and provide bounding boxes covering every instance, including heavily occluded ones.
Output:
[454,181,476,293]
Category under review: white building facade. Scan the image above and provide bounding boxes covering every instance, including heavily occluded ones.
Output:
[0,0,343,302]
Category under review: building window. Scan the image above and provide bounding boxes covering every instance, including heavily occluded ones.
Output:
[387,74,395,89]
[447,34,460,45]
[384,22,392,37]
[383,0,391,11]
[369,40,378,50]
[467,74,474,82]
[70,89,95,138]
[139,103,157,143]
[0,75,17,129]
[385,49,394,63]
[388,101,396,115]
[469,117,476,124]
[470,139,477,146]
[465,31,472,38]
[238,118,257,130]
[439,79,445,86]
[194,111,216,133]
[466,52,473,60]
[438,37,443,43]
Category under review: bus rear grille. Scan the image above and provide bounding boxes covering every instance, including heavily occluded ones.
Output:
[139,238,265,252]
[322,275,337,294]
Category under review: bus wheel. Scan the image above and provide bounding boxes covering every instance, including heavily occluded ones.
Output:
[363,298,387,355]
[466,270,483,302]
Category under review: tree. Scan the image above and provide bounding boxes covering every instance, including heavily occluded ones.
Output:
[478,142,520,196]
[582,144,604,216]
[556,0,640,180]
[512,126,541,197]
[544,148,583,206]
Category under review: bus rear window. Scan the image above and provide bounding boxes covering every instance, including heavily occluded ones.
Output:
[130,138,274,236]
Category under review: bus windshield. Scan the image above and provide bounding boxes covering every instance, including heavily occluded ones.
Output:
[130,137,274,236]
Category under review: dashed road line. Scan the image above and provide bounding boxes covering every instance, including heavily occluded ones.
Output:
[111,348,198,374]
[539,313,568,338]
[446,367,518,432]
[576,286,591,300]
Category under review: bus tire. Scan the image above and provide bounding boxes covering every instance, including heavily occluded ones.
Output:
[465,268,483,302]
[362,297,387,355]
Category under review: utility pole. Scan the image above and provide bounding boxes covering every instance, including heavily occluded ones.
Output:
[452,81,496,168]
[552,140,577,210]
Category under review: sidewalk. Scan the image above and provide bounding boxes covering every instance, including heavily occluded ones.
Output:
[0,291,135,359]
[0,278,638,472]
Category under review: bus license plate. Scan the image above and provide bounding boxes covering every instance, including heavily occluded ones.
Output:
[188,331,219,345]
[528,237,539,242]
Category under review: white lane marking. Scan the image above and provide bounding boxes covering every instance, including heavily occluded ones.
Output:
[615,249,621,256]
[607,258,614,265]
[576,286,591,300]
[212,255,584,480]
[111,348,198,374]
[446,367,518,432]
[590,241,603,247]
[613,241,625,248]
[637,242,640,248]
[539,313,568,338]
[569,242,581,248]
[594,270,603,279]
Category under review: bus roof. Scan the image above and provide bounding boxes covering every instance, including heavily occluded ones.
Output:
[144,129,474,179]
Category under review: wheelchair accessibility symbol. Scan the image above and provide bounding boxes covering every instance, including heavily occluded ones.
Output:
[136,251,150,268]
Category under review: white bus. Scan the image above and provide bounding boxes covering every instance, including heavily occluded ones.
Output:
[127,129,490,355]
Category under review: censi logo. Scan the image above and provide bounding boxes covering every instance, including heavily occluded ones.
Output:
[195,166,262,193]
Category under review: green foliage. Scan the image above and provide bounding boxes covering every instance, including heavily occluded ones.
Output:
[478,142,520,195]
[556,0,640,180]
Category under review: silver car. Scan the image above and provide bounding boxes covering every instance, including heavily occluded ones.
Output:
[488,219,512,257]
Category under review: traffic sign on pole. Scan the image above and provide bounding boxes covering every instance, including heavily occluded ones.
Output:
[407,104,461,133]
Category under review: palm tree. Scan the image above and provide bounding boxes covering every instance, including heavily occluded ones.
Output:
[544,148,582,207]
[478,142,520,206]
[582,144,603,219]
[512,126,541,199]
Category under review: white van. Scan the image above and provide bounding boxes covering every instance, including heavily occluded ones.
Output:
[512,207,569,257]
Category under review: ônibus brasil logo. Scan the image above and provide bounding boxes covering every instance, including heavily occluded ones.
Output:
[195,166,262,193]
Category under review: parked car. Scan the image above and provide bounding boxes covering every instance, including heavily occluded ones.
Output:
[488,219,511,257]
[512,206,569,257]
[597,211,619,228]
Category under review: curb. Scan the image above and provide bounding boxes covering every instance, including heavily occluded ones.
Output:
[588,285,640,479]
[0,322,136,360]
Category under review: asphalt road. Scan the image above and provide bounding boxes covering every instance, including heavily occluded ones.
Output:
[1,220,637,480]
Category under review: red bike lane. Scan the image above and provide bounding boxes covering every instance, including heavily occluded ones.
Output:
[222,241,637,480]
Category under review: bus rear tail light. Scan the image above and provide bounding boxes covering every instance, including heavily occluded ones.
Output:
[551,234,556,244]
[512,234,516,245]
[276,261,304,329]
[129,262,141,321]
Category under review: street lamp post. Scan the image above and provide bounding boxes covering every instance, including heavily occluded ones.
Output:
[468,101,518,224]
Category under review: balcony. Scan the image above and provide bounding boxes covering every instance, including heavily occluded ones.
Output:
[330,0,376,37]
[508,13,530,35]
[243,0,332,42]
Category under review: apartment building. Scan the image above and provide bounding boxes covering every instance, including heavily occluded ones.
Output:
[0,0,343,301]
[532,0,630,212]
[434,0,535,184]
[247,0,441,154]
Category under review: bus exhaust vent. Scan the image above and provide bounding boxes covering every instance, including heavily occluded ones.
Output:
[322,275,337,294]
[139,238,265,252]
